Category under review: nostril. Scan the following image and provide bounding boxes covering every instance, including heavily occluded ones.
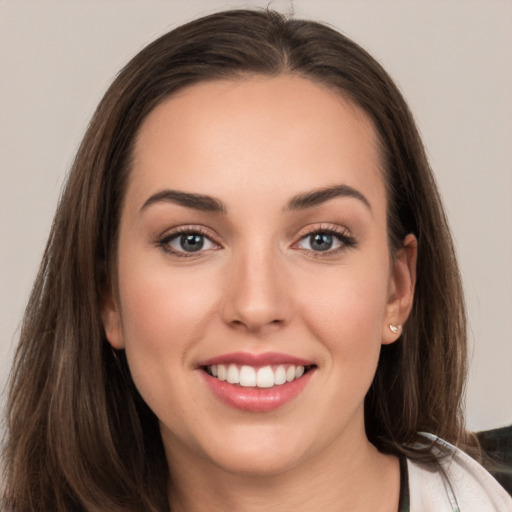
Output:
[228,316,286,332]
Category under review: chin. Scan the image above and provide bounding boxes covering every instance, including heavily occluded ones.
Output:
[212,448,303,477]
[202,425,309,477]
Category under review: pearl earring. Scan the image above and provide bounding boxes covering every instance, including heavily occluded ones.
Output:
[389,324,401,334]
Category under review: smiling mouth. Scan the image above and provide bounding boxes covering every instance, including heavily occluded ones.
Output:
[203,364,316,389]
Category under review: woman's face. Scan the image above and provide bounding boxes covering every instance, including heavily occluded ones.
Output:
[103,75,416,476]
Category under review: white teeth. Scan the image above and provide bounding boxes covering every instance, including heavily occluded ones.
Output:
[226,364,239,384]
[256,366,274,388]
[239,365,256,387]
[217,364,227,381]
[209,363,310,388]
[274,365,286,385]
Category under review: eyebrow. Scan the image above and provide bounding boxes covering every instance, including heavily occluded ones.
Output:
[285,184,371,212]
[141,189,227,214]
[140,183,371,215]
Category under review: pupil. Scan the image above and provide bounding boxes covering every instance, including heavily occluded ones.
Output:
[180,234,204,252]
[311,233,332,251]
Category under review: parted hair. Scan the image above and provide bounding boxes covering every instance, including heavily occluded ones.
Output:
[2,9,473,511]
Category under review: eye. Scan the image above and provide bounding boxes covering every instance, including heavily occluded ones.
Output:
[295,228,356,254]
[159,229,219,256]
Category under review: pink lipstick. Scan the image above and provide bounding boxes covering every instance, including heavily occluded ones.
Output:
[197,352,316,412]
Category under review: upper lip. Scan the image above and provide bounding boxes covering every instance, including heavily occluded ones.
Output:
[197,351,315,368]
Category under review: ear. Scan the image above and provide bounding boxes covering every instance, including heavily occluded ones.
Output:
[101,287,125,349]
[382,233,418,345]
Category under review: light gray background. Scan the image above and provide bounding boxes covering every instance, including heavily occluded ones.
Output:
[1,0,511,432]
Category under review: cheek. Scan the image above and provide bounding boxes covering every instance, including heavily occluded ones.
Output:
[119,260,221,347]
[296,259,390,366]
[276,258,392,446]
[116,258,222,402]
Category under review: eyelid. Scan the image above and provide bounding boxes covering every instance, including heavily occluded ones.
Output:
[294,223,353,240]
[292,223,357,254]
[156,225,222,257]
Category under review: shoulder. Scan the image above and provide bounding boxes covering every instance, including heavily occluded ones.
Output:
[407,434,512,511]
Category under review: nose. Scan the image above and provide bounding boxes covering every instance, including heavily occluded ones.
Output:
[221,246,290,334]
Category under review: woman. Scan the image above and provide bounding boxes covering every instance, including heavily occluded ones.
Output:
[2,8,511,512]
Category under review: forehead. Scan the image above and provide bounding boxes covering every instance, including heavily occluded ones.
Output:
[129,75,385,215]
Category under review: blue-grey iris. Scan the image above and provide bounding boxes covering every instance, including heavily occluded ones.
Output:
[180,234,204,252]
[310,233,333,251]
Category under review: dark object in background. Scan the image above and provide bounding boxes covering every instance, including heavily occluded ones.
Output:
[478,425,512,496]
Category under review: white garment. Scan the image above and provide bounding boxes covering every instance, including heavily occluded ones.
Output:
[408,434,512,511]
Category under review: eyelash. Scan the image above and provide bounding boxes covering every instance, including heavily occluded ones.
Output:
[155,224,357,258]
[294,225,357,257]
[156,226,220,258]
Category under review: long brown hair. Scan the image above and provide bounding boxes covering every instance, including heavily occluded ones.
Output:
[2,9,472,511]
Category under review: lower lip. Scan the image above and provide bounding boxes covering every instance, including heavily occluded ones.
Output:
[200,370,314,412]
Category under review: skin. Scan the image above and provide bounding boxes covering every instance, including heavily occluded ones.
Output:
[102,75,417,511]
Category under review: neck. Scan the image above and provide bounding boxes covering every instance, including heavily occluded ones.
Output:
[165,427,400,512]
